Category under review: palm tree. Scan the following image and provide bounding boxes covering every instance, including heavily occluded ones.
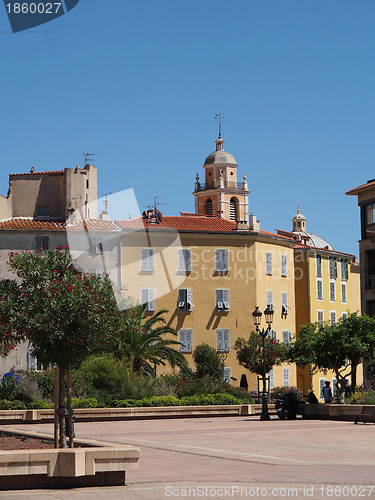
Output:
[112,304,187,375]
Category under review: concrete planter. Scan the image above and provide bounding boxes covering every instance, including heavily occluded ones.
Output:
[0,429,140,490]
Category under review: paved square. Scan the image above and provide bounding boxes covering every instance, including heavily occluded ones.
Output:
[1,416,374,499]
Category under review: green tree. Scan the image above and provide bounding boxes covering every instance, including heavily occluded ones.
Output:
[286,313,375,395]
[110,304,187,375]
[0,247,119,447]
[192,343,224,380]
[234,332,285,376]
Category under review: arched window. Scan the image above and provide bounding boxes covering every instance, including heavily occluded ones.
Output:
[230,197,238,221]
[205,198,213,216]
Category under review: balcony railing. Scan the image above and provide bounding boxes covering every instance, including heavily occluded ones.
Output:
[194,181,243,192]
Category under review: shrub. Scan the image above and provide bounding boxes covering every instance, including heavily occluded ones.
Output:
[27,400,54,409]
[0,399,10,410]
[9,400,27,410]
[192,344,224,380]
[269,386,303,403]
[72,398,99,408]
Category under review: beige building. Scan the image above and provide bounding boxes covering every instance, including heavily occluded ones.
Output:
[277,208,361,397]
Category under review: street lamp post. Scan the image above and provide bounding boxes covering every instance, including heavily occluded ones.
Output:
[252,305,274,421]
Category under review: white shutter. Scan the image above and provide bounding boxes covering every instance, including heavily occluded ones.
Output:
[179,329,192,352]
[217,330,224,351]
[268,368,274,389]
[317,310,324,324]
[330,311,336,325]
[223,329,230,351]
[187,289,193,308]
[216,249,228,271]
[27,351,37,371]
[223,367,231,384]
[178,249,191,272]
[319,378,326,398]
[148,288,155,311]
[341,283,347,303]
[316,254,322,278]
[330,282,335,301]
[317,279,323,300]
[216,289,223,309]
[281,255,287,277]
[266,252,272,275]
[266,290,273,308]
[282,331,291,344]
[141,249,154,271]
[283,368,289,387]
[223,289,229,310]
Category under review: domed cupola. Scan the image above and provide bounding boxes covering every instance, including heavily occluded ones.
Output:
[292,207,333,250]
[292,206,306,232]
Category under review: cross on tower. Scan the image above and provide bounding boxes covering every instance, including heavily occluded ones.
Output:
[215,113,225,138]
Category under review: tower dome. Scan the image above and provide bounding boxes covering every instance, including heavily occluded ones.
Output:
[292,207,333,250]
[203,135,238,166]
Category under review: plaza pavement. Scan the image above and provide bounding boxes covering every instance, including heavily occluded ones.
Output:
[0,415,374,499]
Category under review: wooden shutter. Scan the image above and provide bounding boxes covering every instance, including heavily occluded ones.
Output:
[341,283,347,303]
[223,367,231,384]
[217,329,224,351]
[316,254,322,278]
[282,331,291,344]
[179,329,192,352]
[268,368,274,389]
[266,290,273,308]
[317,310,324,324]
[317,280,323,300]
[187,289,193,309]
[330,282,335,301]
[141,249,154,271]
[148,288,155,311]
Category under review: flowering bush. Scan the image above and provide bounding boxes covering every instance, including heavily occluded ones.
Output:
[234,332,286,376]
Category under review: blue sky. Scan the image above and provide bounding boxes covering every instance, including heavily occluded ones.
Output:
[0,0,374,257]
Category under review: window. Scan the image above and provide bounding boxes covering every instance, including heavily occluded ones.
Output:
[216,289,230,311]
[178,249,191,272]
[89,268,103,278]
[178,289,193,311]
[141,288,155,312]
[223,367,231,384]
[329,256,337,279]
[317,279,323,300]
[179,329,192,353]
[266,252,272,275]
[268,368,274,390]
[340,259,349,281]
[27,350,37,371]
[283,368,289,387]
[319,378,326,398]
[205,199,213,216]
[267,330,277,340]
[141,249,154,272]
[37,207,49,216]
[281,292,288,315]
[367,203,375,225]
[35,236,49,250]
[316,254,322,278]
[341,283,347,303]
[342,311,348,319]
[317,310,324,325]
[229,198,237,221]
[95,237,103,254]
[330,311,336,325]
[215,249,228,271]
[330,281,335,302]
[217,329,230,352]
[282,331,292,344]
[266,290,273,309]
[281,255,287,277]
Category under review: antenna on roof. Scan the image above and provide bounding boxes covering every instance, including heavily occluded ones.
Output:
[78,153,100,164]
[98,192,112,214]
[215,113,225,138]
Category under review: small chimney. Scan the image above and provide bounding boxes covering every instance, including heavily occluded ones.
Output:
[236,221,248,231]
[249,215,260,231]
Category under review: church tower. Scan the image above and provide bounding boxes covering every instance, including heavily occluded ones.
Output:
[193,134,250,222]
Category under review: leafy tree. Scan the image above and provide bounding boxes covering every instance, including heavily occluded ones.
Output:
[192,343,224,381]
[234,332,285,376]
[110,303,187,375]
[286,313,375,395]
[0,247,119,447]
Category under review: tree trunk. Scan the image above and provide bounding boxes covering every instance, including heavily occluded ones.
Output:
[58,366,67,449]
[351,362,357,388]
[54,366,59,448]
[66,367,74,448]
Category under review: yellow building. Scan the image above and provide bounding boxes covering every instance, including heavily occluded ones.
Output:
[277,208,361,399]
[119,135,300,391]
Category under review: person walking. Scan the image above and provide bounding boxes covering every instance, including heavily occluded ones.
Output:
[322,381,332,404]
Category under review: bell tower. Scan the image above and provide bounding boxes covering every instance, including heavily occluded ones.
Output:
[193,132,250,222]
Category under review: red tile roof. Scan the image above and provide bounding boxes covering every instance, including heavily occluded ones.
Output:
[0,218,119,232]
[346,179,375,195]
[294,243,356,259]
[116,215,295,241]
[10,170,65,177]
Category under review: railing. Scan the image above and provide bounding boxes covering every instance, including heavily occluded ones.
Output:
[194,181,243,192]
